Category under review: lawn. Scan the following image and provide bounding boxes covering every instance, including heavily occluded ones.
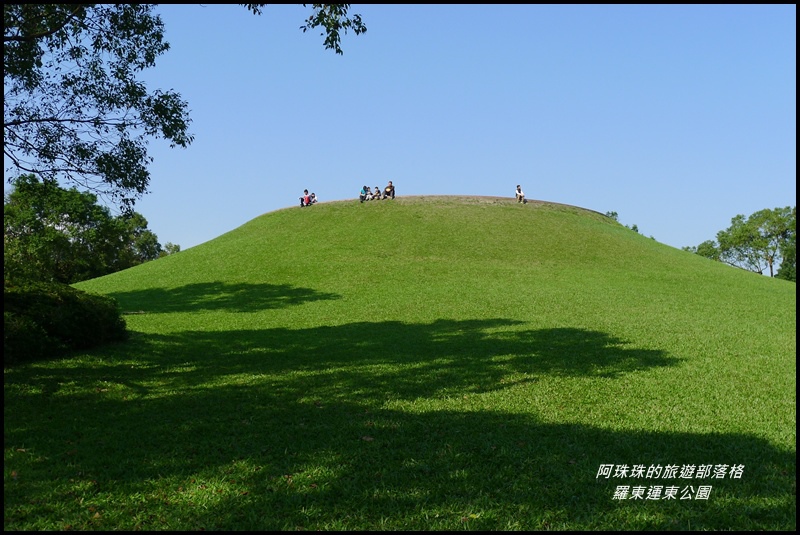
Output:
[4,196,796,530]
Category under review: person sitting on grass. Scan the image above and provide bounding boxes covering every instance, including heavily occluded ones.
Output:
[383,180,395,200]
[515,184,526,204]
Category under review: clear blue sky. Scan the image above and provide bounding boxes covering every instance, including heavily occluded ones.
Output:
[63,5,800,250]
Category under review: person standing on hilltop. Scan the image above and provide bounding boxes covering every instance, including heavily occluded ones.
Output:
[515,184,526,204]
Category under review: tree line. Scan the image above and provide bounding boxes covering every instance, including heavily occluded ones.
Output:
[683,206,795,282]
[4,174,180,284]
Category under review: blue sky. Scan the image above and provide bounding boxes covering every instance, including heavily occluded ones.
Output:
[46,5,800,251]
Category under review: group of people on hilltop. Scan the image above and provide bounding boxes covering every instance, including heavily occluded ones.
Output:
[300,181,528,207]
[299,189,318,207]
[360,181,395,203]
[298,180,396,208]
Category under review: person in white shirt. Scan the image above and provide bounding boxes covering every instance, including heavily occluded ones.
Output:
[515,185,526,203]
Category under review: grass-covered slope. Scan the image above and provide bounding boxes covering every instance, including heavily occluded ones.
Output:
[5,196,796,530]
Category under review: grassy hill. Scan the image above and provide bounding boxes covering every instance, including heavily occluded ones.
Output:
[4,196,796,530]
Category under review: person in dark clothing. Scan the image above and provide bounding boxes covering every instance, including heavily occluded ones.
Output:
[383,180,395,200]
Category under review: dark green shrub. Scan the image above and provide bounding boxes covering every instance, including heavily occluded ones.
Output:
[3,311,61,366]
[4,278,128,365]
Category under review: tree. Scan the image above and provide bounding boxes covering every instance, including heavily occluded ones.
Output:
[4,4,192,210]
[685,207,795,278]
[160,242,181,258]
[4,4,366,210]
[775,206,796,282]
[4,174,168,283]
[682,240,721,261]
[111,211,164,272]
[244,4,366,55]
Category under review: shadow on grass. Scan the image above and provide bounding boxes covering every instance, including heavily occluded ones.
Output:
[22,320,678,400]
[4,320,794,530]
[107,281,342,314]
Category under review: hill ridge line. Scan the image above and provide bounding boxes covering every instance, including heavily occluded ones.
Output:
[288,194,607,217]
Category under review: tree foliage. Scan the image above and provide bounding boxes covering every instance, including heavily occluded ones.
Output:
[4,4,366,209]
[775,207,796,282]
[243,4,366,55]
[4,4,192,209]
[682,240,721,262]
[685,206,795,279]
[160,242,181,258]
[4,174,169,284]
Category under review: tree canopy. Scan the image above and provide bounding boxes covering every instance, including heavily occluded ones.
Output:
[684,206,796,280]
[775,207,796,282]
[4,4,366,210]
[4,173,168,283]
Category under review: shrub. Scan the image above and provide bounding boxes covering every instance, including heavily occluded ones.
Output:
[4,278,128,366]
[3,311,60,366]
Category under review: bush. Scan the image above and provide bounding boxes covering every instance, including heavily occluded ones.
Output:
[3,311,60,366]
[4,278,128,366]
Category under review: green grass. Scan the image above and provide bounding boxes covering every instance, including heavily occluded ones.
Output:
[5,195,796,530]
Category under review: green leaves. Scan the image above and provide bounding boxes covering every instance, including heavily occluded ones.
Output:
[715,206,795,277]
[687,206,795,278]
[4,4,191,208]
[4,174,168,283]
[242,4,367,55]
[299,4,367,55]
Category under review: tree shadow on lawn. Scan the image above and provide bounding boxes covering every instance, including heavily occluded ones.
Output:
[107,281,342,314]
[10,319,674,400]
[180,411,795,531]
[5,320,794,529]
[131,319,680,391]
[5,398,794,530]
